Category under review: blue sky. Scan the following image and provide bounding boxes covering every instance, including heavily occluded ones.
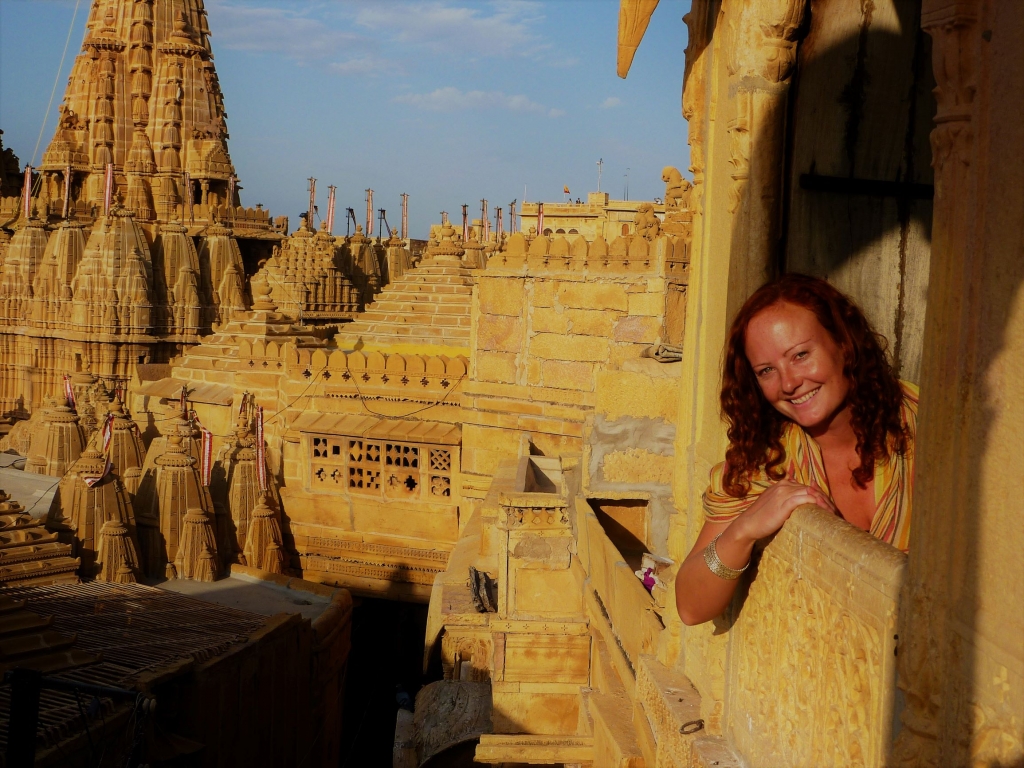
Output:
[1,0,690,238]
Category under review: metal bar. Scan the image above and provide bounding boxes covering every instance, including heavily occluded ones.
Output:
[799,173,934,200]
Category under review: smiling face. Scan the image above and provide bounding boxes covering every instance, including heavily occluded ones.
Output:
[744,301,851,434]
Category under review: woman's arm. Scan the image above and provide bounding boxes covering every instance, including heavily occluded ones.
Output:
[675,479,834,625]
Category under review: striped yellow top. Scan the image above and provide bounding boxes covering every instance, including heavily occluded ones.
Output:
[702,381,918,552]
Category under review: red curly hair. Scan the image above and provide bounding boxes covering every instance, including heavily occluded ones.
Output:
[720,273,908,497]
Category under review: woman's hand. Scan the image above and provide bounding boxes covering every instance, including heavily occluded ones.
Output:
[731,476,835,543]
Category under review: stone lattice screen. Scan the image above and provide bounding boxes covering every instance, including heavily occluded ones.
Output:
[724,505,907,767]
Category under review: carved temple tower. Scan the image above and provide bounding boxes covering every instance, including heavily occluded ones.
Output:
[0,0,285,421]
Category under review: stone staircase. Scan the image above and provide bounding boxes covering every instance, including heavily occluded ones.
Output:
[334,262,477,352]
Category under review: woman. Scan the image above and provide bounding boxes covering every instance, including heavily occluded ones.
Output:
[675,274,917,626]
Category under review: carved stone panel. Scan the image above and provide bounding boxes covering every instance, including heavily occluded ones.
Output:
[724,506,907,767]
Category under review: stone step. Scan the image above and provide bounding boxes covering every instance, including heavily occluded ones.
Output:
[375,291,473,304]
[371,312,471,328]
[339,323,470,340]
[366,300,471,316]
[385,283,474,295]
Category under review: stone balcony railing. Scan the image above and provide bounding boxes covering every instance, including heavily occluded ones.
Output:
[578,499,907,767]
[721,505,908,767]
[487,231,688,278]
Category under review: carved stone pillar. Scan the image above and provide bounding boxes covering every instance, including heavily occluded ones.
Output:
[724,0,807,312]
[892,0,1024,765]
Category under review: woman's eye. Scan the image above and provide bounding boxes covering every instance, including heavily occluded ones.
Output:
[795,351,808,360]
[757,367,773,377]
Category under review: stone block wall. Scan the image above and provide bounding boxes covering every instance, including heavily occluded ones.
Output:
[461,250,677,514]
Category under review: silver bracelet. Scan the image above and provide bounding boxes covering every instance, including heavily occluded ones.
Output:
[703,533,749,580]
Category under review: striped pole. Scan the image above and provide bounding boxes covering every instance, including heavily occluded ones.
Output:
[326,185,337,234]
[103,162,114,216]
[307,177,316,229]
[365,189,373,235]
[496,207,503,237]
[21,166,32,220]
[462,204,469,241]
[62,166,72,220]
[537,202,544,235]
[509,200,517,234]
[401,193,408,240]
[256,405,268,492]
[481,199,489,240]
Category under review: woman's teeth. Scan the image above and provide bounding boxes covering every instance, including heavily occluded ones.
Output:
[791,387,820,405]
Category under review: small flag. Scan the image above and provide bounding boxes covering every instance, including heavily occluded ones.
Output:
[193,414,213,487]
[563,185,570,194]
[255,405,268,492]
[82,460,113,488]
[63,375,76,409]
[101,413,114,454]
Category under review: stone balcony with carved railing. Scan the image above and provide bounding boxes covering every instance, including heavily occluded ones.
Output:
[633,504,907,768]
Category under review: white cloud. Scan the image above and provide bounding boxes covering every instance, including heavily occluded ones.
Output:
[354,0,547,59]
[600,97,623,109]
[394,86,558,115]
[207,3,367,63]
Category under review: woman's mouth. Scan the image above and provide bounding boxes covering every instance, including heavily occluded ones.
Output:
[790,387,820,406]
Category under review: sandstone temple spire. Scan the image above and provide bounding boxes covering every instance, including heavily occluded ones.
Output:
[40,0,236,225]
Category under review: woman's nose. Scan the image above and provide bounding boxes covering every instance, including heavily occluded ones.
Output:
[779,365,800,394]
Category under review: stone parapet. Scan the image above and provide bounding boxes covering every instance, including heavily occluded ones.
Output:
[723,505,907,767]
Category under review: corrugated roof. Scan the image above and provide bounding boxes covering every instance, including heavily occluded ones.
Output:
[138,378,235,406]
[286,412,461,445]
[0,582,269,755]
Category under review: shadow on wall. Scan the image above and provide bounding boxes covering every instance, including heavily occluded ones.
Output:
[723,0,936,381]
[713,0,1024,763]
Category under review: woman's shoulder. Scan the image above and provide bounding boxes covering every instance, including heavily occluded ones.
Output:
[899,379,919,406]
[895,380,919,450]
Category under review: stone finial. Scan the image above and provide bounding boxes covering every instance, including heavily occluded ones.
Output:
[146,434,219,580]
[225,416,260,564]
[429,222,466,264]
[250,270,277,311]
[25,399,86,477]
[176,508,219,581]
[50,444,141,582]
[107,398,146,494]
[243,497,285,574]
[97,520,139,583]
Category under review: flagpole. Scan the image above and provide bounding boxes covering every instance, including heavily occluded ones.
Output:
[21,166,33,220]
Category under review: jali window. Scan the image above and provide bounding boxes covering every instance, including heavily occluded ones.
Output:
[309,434,452,501]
